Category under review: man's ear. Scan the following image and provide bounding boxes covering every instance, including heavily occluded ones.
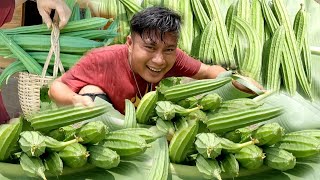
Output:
[126,35,133,53]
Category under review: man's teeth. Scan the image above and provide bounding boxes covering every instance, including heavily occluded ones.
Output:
[149,66,161,72]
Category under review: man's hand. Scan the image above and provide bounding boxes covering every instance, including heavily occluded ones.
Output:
[71,94,95,107]
[36,0,71,29]
[232,75,265,95]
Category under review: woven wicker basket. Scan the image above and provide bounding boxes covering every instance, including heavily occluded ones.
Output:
[18,72,54,117]
[17,23,64,117]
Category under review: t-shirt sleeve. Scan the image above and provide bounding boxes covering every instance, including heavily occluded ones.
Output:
[61,53,101,92]
[0,0,15,27]
[165,48,202,77]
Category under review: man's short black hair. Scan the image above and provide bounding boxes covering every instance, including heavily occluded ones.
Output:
[130,6,181,42]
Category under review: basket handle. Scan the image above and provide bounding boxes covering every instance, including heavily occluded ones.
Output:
[41,22,65,80]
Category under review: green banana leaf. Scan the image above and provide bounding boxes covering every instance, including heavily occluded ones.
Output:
[1,0,320,179]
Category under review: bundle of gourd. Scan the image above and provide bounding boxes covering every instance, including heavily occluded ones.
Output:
[0,0,118,88]
[129,76,320,180]
[0,103,158,180]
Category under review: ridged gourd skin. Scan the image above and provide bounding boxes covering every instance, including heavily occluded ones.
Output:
[155,101,176,121]
[147,137,169,180]
[124,99,137,128]
[169,120,199,164]
[44,152,63,176]
[3,17,109,35]
[264,147,296,171]
[60,125,77,141]
[289,129,320,139]
[223,130,242,143]
[252,122,285,146]
[59,143,89,168]
[76,121,107,144]
[136,91,158,124]
[20,153,47,180]
[88,145,120,169]
[19,131,46,157]
[294,4,312,83]
[156,118,175,141]
[273,0,312,99]
[195,133,222,159]
[196,155,222,180]
[47,128,66,142]
[264,26,286,92]
[0,34,105,54]
[198,93,222,111]
[115,128,157,143]
[0,117,23,161]
[101,132,150,157]
[261,0,297,96]
[185,109,208,124]
[216,98,263,113]
[275,133,320,158]
[177,96,198,108]
[206,106,283,134]
[235,144,265,170]
[162,77,232,102]
[29,104,107,132]
[220,154,239,178]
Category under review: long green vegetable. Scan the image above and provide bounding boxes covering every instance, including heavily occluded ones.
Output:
[0,30,42,75]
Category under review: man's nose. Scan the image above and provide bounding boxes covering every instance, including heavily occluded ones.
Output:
[152,51,165,65]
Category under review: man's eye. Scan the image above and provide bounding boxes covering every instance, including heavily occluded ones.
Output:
[145,46,155,50]
[165,48,175,52]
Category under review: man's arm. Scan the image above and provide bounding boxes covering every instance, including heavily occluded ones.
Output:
[192,63,263,94]
[192,64,227,79]
[48,77,94,106]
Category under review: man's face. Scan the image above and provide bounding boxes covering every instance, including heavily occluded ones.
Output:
[127,32,178,83]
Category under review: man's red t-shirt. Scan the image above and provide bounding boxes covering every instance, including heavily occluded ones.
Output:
[0,0,15,27]
[0,0,15,124]
[61,45,202,114]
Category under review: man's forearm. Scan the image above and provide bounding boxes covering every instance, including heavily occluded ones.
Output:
[49,77,95,107]
[48,77,78,106]
[192,64,227,79]
[193,63,263,94]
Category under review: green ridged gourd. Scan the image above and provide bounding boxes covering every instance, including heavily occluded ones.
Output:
[198,93,222,111]
[76,121,107,144]
[155,101,176,121]
[20,153,47,180]
[19,131,46,157]
[235,145,265,170]
[44,152,63,176]
[156,118,175,141]
[252,122,285,146]
[196,155,222,180]
[88,144,120,169]
[220,154,239,178]
[195,133,222,159]
[264,147,296,171]
[59,143,89,168]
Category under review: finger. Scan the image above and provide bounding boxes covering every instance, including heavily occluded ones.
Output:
[38,9,52,29]
[82,96,95,108]
[55,4,71,28]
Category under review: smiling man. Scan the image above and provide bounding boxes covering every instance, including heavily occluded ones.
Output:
[49,6,260,114]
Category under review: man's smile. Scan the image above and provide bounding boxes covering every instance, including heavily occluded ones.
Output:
[147,65,162,72]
